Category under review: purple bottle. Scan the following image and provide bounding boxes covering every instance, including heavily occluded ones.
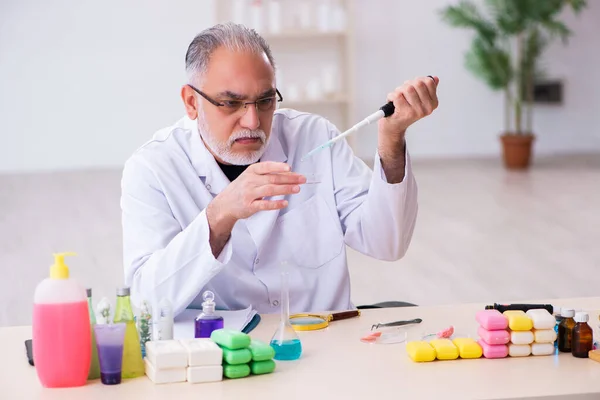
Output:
[195,291,224,338]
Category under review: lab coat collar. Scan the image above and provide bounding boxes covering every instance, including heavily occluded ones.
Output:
[183,115,287,195]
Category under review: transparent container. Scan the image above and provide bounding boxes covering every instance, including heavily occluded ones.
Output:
[270,263,302,360]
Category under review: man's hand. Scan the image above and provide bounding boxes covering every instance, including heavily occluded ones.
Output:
[205,162,306,257]
[378,76,440,183]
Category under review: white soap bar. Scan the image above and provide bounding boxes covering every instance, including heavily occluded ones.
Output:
[144,358,186,384]
[533,329,557,344]
[509,343,531,357]
[187,365,223,384]
[531,343,554,356]
[145,340,188,369]
[526,309,556,330]
[179,338,223,367]
[510,330,534,345]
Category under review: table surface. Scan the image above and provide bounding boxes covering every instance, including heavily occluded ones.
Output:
[2,297,600,400]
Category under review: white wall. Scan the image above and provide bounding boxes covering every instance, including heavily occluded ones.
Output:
[1,0,599,173]
[351,0,600,160]
[0,0,216,173]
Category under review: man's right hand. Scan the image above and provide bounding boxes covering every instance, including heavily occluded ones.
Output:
[205,161,306,257]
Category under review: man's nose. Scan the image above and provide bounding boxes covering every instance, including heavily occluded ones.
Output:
[239,104,260,130]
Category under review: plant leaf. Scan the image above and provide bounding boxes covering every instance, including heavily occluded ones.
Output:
[440,1,497,44]
[465,36,512,90]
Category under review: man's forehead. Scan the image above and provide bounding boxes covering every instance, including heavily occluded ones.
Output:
[203,48,275,96]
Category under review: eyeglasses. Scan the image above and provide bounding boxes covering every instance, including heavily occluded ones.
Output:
[188,84,283,115]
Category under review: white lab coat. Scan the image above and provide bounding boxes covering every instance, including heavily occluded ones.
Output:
[121,109,418,317]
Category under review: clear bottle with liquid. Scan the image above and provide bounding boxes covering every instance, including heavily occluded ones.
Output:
[113,287,145,378]
[136,300,152,358]
[157,298,174,340]
[87,288,101,380]
[553,307,562,348]
[195,291,224,338]
[270,263,302,360]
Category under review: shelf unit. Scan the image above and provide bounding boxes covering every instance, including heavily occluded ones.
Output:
[214,0,356,149]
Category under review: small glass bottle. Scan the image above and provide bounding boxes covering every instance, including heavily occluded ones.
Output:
[157,298,174,340]
[558,308,575,352]
[96,297,111,324]
[136,300,152,358]
[270,263,302,360]
[553,307,562,348]
[572,312,593,358]
[113,287,145,379]
[195,291,224,338]
[86,288,101,380]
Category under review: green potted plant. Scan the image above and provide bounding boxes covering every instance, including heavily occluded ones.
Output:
[440,0,587,169]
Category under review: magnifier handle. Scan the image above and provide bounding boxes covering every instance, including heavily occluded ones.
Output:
[330,310,361,321]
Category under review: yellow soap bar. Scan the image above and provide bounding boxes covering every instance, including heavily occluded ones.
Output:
[430,339,459,360]
[503,310,533,331]
[406,341,436,362]
[452,337,483,359]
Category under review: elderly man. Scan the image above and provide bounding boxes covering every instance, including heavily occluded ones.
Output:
[121,22,438,317]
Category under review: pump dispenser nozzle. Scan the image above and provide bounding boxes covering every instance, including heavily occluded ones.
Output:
[50,252,77,279]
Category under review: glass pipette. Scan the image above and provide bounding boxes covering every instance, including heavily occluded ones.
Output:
[301,101,396,161]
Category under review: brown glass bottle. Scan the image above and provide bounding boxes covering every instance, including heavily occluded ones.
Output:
[558,308,575,352]
[572,312,593,358]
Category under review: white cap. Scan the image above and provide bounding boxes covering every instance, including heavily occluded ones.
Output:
[574,312,589,323]
[561,308,575,318]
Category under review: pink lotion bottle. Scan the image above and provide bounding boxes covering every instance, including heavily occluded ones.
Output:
[32,252,91,388]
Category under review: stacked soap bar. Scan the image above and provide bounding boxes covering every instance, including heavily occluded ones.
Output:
[504,310,534,357]
[504,310,556,357]
[210,329,276,379]
[144,340,188,384]
[144,339,223,384]
[526,309,557,356]
[476,309,510,358]
[180,339,223,383]
[406,337,482,362]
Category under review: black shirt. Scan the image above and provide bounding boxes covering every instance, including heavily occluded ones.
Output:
[217,161,250,182]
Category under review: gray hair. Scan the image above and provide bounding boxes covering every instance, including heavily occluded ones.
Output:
[185,22,276,85]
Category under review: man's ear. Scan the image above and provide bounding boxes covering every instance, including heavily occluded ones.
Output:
[181,85,198,120]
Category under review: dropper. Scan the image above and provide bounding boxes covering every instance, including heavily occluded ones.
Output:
[301,101,396,161]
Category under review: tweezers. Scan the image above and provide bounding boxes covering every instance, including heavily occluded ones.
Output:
[371,318,422,331]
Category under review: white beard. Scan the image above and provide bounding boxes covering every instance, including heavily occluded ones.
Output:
[197,111,268,165]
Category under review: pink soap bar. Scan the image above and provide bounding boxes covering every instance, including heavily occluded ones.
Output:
[476,310,509,330]
[478,326,510,345]
[478,339,508,359]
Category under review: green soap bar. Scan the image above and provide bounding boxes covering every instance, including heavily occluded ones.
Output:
[210,329,251,350]
[223,363,250,379]
[248,340,275,361]
[222,347,252,365]
[250,360,276,375]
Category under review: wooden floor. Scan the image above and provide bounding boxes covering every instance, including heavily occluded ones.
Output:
[1,154,599,327]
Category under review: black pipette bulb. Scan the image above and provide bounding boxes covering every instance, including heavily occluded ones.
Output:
[380,102,395,117]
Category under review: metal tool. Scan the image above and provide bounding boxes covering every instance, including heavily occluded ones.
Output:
[371,318,422,331]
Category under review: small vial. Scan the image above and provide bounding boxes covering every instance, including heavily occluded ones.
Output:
[157,298,174,340]
[195,291,224,338]
[572,312,593,358]
[554,308,562,348]
[558,308,575,352]
[136,300,152,358]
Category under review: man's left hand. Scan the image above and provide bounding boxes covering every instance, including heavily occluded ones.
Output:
[376,76,439,184]
[378,76,440,142]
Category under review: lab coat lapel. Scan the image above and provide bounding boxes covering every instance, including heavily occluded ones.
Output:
[186,115,288,253]
[245,130,288,256]
[185,117,231,196]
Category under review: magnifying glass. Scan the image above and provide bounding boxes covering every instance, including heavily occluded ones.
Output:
[289,310,361,331]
